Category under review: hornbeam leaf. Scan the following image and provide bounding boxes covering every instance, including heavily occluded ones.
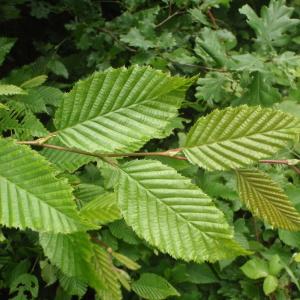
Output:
[40,233,105,291]
[183,106,300,171]
[236,169,300,231]
[40,233,93,278]
[116,159,248,263]
[0,138,91,233]
[92,246,122,300]
[57,273,87,297]
[132,273,179,300]
[79,193,121,225]
[53,66,192,154]
[0,84,26,96]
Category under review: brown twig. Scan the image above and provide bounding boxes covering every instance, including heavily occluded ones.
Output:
[17,140,187,160]
[259,159,291,165]
[207,9,218,29]
[155,11,184,28]
[16,140,300,173]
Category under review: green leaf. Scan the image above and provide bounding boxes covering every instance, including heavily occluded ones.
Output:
[188,263,219,284]
[20,75,48,89]
[74,183,105,203]
[0,37,16,66]
[278,229,300,247]
[242,72,280,106]
[0,84,26,96]
[132,273,179,300]
[111,251,141,270]
[268,255,283,276]
[48,60,69,78]
[79,193,121,225]
[57,273,87,297]
[53,66,191,154]
[10,274,39,300]
[240,1,300,49]
[195,28,229,67]
[92,245,122,300]
[0,138,90,233]
[121,27,155,50]
[183,105,300,171]
[263,275,278,295]
[108,220,140,245]
[39,233,94,279]
[40,260,57,286]
[241,257,269,279]
[195,72,230,104]
[231,54,265,72]
[0,101,49,139]
[236,169,300,231]
[116,159,248,263]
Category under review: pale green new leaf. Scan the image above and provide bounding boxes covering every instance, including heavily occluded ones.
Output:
[116,159,248,263]
[0,138,90,233]
[79,193,121,225]
[236,169,300,231]
[263,275,278,295]
[132,273,179,300]
[0,84,26,96]
[92,246,122,300]
[53,66,191,153]
[241,257,269,279]
[111,252,140,270]
[183,106,300,171]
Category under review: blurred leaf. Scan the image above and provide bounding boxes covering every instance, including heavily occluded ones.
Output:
[263,275,278,295]
[241,257,269,279]
[240,1,300,49]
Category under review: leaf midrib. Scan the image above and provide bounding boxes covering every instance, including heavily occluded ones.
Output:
[119,166,232,240]
[184,125,297,149]
[55,90,180,133]
[0,174,82,230]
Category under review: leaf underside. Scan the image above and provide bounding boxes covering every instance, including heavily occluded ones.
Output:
[236,169,300,231]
